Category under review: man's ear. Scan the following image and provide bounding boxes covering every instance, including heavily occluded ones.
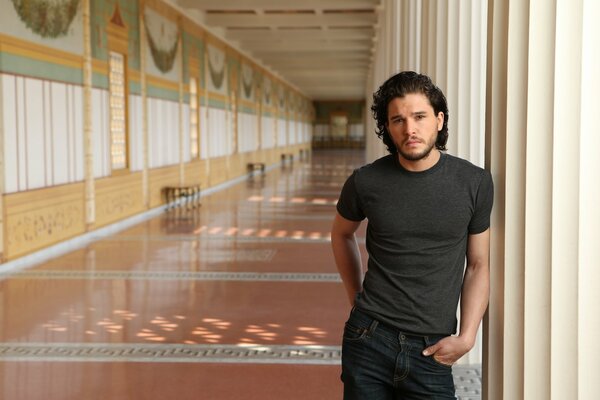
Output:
[437,112,444,131]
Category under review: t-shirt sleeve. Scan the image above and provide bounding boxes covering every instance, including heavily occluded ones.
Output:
[468,169,494,234]
[336,170,366,221]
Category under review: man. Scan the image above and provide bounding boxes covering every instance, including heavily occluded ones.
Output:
[331,71,493,399]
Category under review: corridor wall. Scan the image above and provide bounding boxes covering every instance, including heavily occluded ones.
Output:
[0,0,314,262]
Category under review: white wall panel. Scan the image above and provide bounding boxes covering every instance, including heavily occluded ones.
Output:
[303,122,311,143]
[16,77,26,190]
[66,85,74,182]
[169,101,179,164]
[200,105,208,159]
[25,78,45,189]
[43,81,52,185]
[128,94,143,171]
[261,116,274,149]
[277,118,287,147]
[166,101,173,165]
[2,74,18,193]
[238,112,256,153]
[172,101,180,164]
[148,99,157,168]
[289,120,298,145]
[148,98,158,168]
[92,88,109,178]
[208,108,227,157]
[72,86,84,182]
[161,100,169,166]
[148,98,180,168]
[182,104,190,163]
[50,82,69,185]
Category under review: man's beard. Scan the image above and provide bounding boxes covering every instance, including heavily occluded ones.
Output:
[397,139,436,161]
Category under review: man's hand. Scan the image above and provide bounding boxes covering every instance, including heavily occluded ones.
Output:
[422,336,473,366]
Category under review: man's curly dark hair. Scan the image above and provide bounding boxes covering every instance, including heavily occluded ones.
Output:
[371,71,449,154]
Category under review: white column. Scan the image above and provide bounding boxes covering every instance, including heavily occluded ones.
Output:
[523,0,555,397]
[456,0,472,161]
[435,0,448,92]
[471,0,487,166]
[420,0,437,77]
[445,0,459,156]
[365,6,388,163]
[484,0,600,398]
[551,0,581,396]
[390,0,402,73]
[579,4,600,399]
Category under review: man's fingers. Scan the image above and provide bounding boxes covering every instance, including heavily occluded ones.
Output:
[422,344,438,356]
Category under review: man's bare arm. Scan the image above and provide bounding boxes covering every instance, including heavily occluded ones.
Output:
[331,212,364,305]
[423,229,490,364]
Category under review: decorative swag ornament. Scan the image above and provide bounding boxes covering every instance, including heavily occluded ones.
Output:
[144,8,179,73]
[263,78,271,105]
[207,45,225,90]
[11,0,80,38]
[241,63,254,100]
[278,85,286,109]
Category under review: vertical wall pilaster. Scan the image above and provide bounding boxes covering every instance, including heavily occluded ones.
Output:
[0,50,4,262]
[83,0,95,229]
[178,27,185,185]
[139,2,149,208]
[82,0,95,219]
[203,46,210,178]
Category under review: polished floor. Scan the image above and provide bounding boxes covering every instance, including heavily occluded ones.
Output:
[0,149,481,399]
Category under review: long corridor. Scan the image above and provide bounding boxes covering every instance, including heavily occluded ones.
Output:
[0,149,480,399]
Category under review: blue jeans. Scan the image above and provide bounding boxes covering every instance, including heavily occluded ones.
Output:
[341,308,456,399]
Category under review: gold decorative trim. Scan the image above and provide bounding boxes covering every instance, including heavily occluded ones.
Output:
[0,33,83,69]
[207,92,228,102]
[4,183,85,260]
[146,74,179,92]
[95,172,143,227]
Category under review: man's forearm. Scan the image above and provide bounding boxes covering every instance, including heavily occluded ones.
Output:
[331,233,363,305]
[458,261,490,347]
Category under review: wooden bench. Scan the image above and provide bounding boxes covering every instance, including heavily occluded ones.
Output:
[299,149,310,161]
[281,153,294,163]
[247,162,266,175]
[163,185,201,210]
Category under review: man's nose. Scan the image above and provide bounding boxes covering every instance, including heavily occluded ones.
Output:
[405,119,416,135]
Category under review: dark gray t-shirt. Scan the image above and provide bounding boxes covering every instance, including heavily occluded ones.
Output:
[337,152,494,335]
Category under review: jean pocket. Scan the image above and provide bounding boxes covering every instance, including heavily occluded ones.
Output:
[427,355,453,369]
[342,322,368,342]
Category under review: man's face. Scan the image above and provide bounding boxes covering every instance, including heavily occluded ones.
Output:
[385,93,444,162]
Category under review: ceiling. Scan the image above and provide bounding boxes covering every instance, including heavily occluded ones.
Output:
[170,0,381,100]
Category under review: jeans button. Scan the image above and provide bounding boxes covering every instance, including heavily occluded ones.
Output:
[400,335,406,340]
